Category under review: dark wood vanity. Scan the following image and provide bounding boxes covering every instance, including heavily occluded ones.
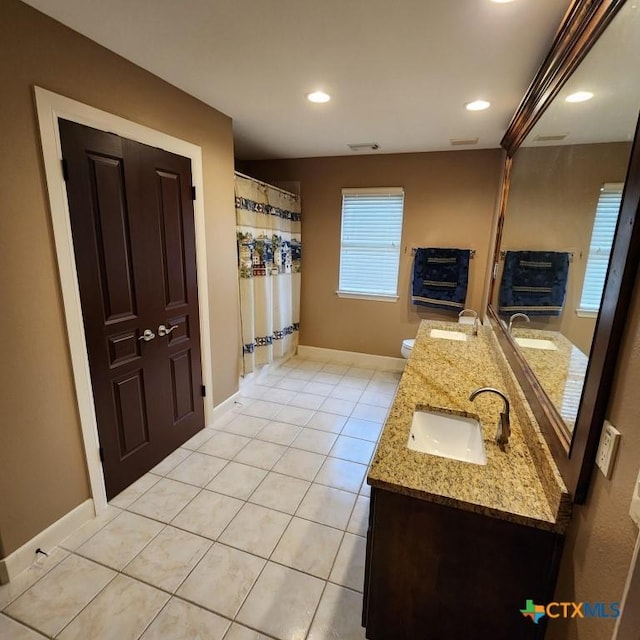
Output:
[363,486,564,640]
[363,320,571,640]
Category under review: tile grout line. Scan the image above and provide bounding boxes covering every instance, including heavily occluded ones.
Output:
[1,607,57,639]
[78,359,383,564]
[217,360,383,636]
[111,411,368,575]
[5,356,394,640]
[0,548,72,614]
[165,359,380,634]
[133,596,174,640]
[50,567,120,639]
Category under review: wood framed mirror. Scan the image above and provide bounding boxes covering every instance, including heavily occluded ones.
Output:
[488,0,640,503]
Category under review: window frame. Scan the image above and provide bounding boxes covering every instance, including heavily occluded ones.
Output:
[577,182,624,316]
[336,187,405,302]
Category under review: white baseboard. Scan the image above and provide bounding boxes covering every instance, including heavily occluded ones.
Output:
[210,390,242,424]
[0,499,94,584]
[297,345,405,372]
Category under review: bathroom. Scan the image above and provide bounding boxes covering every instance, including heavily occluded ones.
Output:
[2,1,640,639]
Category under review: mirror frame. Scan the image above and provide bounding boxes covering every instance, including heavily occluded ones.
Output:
[489,0,640,503]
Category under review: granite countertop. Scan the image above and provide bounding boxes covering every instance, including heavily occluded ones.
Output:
[367,320,571,533]
[511,327,588,433]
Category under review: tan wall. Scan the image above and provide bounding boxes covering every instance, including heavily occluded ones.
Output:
[498,142,632,354]
[548,270,640,639]
[0,0,239,556]
[241,150,503,357]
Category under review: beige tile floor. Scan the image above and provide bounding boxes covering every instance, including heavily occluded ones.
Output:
[0,356,399,640]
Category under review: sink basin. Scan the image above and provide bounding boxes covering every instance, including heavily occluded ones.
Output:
[430,329,467,341]
[515,337,558,351]
[407,408,486,465]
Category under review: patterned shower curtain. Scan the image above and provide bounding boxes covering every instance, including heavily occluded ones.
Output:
[235,174,301,374]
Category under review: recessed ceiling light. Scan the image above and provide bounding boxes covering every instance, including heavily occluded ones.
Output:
[306,91,331,103]
[490,0,516,3]
[465,100,491,111]
[566,91,594,103]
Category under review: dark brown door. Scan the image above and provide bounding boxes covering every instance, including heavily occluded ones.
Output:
[59,120,204,499]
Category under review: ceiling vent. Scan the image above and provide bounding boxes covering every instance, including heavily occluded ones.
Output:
[348,143,380,152]
[533,133,568,142]
[449,137,479,146]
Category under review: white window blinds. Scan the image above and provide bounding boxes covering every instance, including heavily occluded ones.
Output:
[578,183,624,313]
[338,187,404,298]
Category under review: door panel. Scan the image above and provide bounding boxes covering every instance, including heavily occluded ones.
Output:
[107,331,140,368]
[89,153,138,322]
[59,119,204,499]
[169,350,195,423]
[112,370,150,456]
[157,170,188,308]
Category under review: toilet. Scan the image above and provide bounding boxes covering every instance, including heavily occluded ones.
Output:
[401,338,415,359]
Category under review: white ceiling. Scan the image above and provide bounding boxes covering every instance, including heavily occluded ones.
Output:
[23,0,571,160]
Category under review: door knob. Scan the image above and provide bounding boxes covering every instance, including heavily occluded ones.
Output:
[138,328,156,341]
[158,324,177,337]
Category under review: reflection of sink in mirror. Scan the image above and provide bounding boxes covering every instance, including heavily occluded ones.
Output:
[515,337,558,351]
[430,329,467,341]
[407,408,486,465]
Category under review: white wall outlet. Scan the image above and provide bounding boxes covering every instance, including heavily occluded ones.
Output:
[630,469,640,527]
[596,420,621,479]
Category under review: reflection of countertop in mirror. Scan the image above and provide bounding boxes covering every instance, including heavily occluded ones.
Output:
[368,320,571,533]
[511,327,588,433]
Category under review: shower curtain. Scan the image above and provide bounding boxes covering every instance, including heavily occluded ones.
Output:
[235,174,301,374]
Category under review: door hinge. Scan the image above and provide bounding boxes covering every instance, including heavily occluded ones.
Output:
[191,185,196,200]
[61,158,69,181]
[99,447,105,463]
[200,385,206,397]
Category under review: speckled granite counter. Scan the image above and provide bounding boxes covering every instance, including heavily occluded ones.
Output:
[511,327,588,433]
[367,320,572,533]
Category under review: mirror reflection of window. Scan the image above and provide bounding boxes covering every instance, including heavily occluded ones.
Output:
[577,182,624,316]
[559,346,589,433]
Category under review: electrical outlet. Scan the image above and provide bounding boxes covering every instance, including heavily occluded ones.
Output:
[596,420,621,479]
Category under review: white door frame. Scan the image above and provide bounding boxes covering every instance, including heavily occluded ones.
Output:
[34,87,214,513]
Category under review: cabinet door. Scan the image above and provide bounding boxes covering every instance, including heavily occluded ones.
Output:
[364,488,563,640]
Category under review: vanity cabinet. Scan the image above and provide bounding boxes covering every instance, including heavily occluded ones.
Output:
[363,486,564,640]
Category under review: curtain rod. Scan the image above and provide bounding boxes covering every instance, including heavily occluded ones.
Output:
[234,171,299,200]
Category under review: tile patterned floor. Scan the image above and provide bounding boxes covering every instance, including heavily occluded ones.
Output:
[0,355,400,640]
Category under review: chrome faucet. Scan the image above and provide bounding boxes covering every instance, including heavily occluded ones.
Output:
[508,312,530,333]
[469,387,511,449]
[459,309,480,335]
[458,309,478,320]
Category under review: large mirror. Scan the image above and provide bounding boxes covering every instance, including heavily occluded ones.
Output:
[488,0,640,501]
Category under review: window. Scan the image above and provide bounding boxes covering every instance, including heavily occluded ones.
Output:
[578,183,624,316]
[337,187,404,300]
